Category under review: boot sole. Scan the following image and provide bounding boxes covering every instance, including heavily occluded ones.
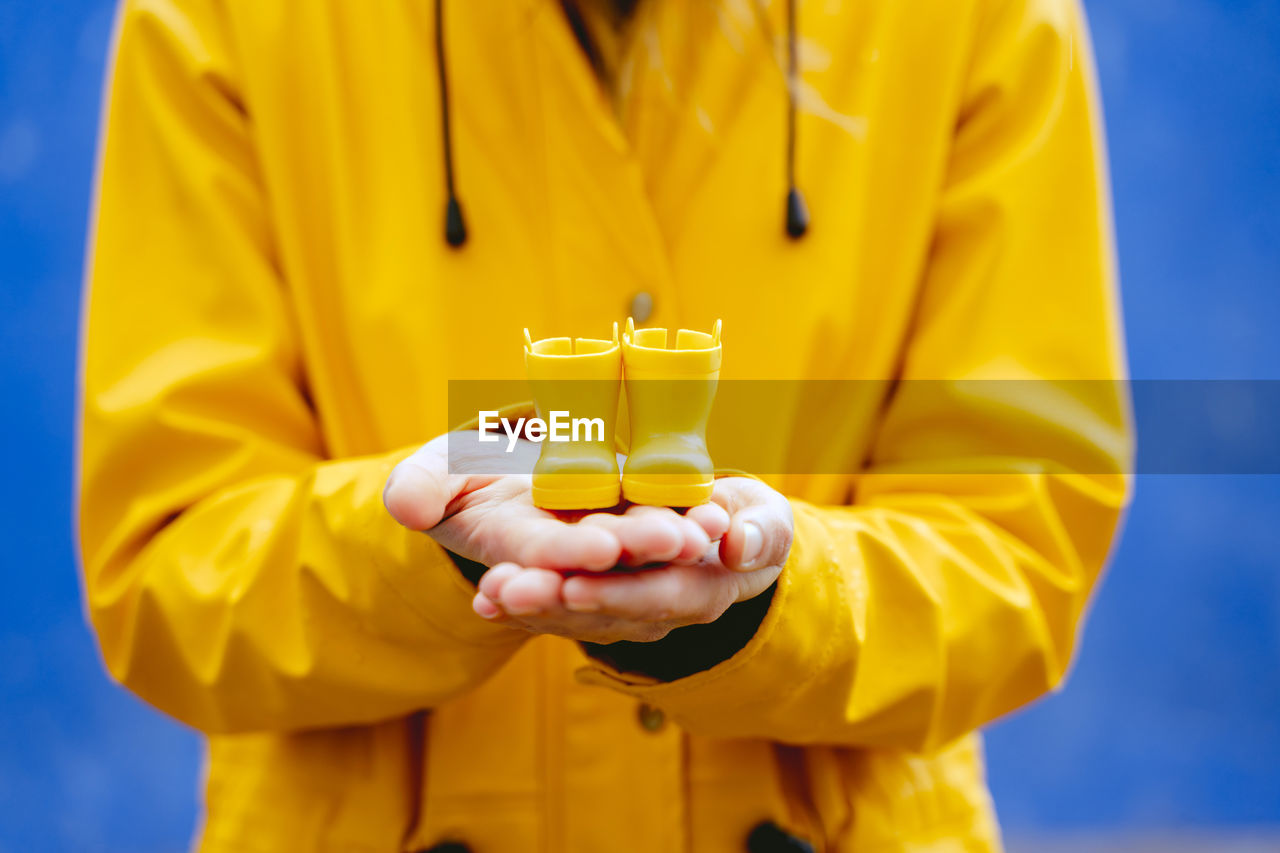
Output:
[621,476,714,508]
[531,482,622,511]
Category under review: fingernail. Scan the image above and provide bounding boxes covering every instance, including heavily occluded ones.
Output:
[741,521,763,568]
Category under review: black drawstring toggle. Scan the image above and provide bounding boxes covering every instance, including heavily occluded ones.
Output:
[445,195,468,248]
[785,187,809,239]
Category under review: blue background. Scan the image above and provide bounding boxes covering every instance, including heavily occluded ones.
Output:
[1,1,1278,850]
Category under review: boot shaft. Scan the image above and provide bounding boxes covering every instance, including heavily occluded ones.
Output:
[524,326,622,510]
[524,325,622,434]
[622,318,721,441]
[621,319,722,506]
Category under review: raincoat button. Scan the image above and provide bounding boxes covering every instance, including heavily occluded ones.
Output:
[746,820,815,853]
[636,701,666,732]
[629,291,654,323]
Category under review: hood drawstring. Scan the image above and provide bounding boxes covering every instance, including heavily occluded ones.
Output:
[433,0,808,248]
[435,0,467,247]
[783,0,809,239]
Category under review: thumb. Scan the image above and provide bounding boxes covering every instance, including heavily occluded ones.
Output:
[383,434,477,530]
[717,483,794,572]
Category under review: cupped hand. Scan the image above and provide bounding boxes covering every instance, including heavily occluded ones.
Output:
[471,476,793,644]
[383,431,729,573]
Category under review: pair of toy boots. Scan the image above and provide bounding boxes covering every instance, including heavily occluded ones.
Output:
[524,318,722,510]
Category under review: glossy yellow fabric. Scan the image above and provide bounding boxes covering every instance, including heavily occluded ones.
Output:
[79,0,1130,850]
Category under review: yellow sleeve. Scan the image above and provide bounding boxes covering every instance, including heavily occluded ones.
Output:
[78,0,525,734]
[582,0,1132,751]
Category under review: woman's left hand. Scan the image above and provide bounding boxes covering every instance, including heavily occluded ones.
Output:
[471,477,793,644]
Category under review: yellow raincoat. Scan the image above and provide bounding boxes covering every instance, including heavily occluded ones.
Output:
[79,0,1130,850]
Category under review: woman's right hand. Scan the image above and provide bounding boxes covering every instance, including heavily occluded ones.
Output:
[383,431,729,575]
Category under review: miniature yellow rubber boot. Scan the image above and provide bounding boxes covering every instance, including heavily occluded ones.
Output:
[621,318,722,507]
[525,325,622,510]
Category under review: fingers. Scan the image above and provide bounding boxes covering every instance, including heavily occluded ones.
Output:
[561,564,734,624]
[476,562,567,617]
[468,476,794,642]
[577,504,713,567]
[673,514,714,562]
[480,560,722,624]
[479,502,720,572]
[474,560,747,643]
[577,507,680,565]
[494,567,565,616]
[471,591,507,621]
[477,562,521,604]
[472,562,520,622]
[476,562,565,621]
[685,501,730,543]
[499,515,622,571]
